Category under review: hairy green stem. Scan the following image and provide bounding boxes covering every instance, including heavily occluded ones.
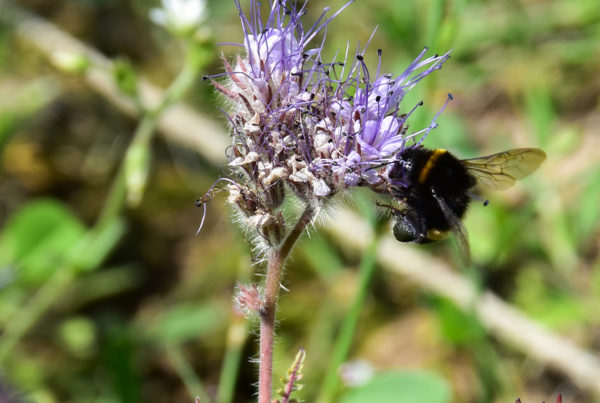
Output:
[258,207,315,403]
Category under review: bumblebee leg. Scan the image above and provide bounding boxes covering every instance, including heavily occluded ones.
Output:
[376,201,403,214]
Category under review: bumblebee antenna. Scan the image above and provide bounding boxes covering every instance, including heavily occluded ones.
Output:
[366,160,396,171]
[468,192,489,206]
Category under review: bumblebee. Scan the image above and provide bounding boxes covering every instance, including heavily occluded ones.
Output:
[384,147,546,263]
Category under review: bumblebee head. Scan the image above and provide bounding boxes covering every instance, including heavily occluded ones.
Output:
[392,209,450,244]
[392,210,421,243]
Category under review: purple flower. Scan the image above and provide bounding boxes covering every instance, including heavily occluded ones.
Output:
[323,48,452,188]
[204,0,452,243]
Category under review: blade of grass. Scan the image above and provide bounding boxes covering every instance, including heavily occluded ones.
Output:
[424,0,445,49]
[316,238,378,403]
[166,344,211,403]
[215,316,247,403]
[216,259,251,403]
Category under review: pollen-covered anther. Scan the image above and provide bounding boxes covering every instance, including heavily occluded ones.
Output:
[228,156,245,167]
[313,132,328,147]
[242,123,259,138]
[249,111,262,126]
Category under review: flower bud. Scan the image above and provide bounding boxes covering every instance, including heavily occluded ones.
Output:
[51,52,89,74]
[125,142,150,206]
[149,0,208,37]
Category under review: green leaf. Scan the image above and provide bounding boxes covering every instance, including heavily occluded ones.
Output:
[572,166,600,246]
[0,199,86,284]
[69,218,126,273]
[524,84,556,147]
[113,58,139,98]
[58,316,97,359]
[514,268,587,328]
[421,113,475,156]
[143,302,228,344]
[300,232,344,283]
[433,297,484,346]
[353,188,378,228]
[0,78,59,151]
[340,370,451,403]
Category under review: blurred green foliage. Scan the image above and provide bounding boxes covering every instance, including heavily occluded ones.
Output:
[0,0,599,402]
[0,199,86,284]
[340,370,451,403]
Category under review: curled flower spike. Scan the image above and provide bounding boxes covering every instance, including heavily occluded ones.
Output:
[204,0,451,248]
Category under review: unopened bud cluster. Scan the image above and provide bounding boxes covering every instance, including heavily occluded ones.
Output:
[234,283,264,317]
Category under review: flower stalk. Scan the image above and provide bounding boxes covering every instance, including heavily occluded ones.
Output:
[259,206,315,403]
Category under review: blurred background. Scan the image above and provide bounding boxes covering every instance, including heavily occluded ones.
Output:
[0,0,599,402]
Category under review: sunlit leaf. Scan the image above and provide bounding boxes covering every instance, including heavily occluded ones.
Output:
[340,370,451,403]
[143,302,229,344]
[0,199,86,284]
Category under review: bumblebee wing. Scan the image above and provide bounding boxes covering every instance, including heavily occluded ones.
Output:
[432,190,471,266]
[463,148,546,190]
